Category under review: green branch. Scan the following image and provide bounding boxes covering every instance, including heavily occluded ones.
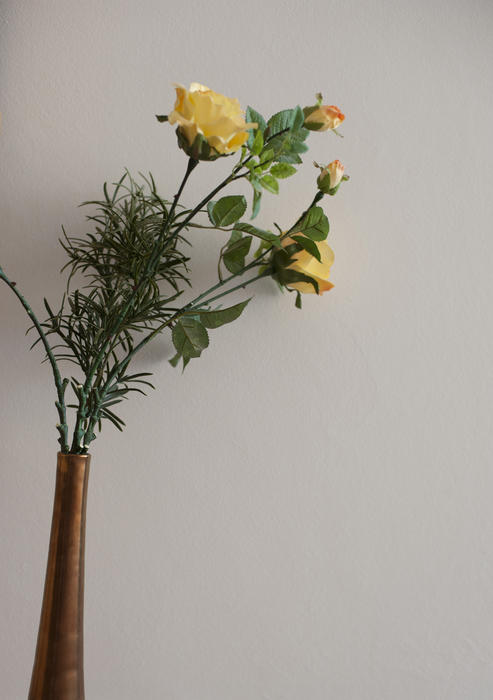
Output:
[0,266,69,452]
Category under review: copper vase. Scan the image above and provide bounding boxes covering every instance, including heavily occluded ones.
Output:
[28,453,90,700]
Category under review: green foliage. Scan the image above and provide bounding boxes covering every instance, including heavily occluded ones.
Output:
[291,234,322,261]
[3,93,349,453]
[199,299,250,329]
[170,317,209,369]
[251,129,264,156]
[270,163,297,179]
[39,172,191,445]
[234,222,281,246]
[252,190,262,219]
[208,196,247,226]
[296,206,329,240]
[263,106,309,165]
[260,175,279,194]
[244,105,309,218]
[221,231,252,274]
[170,300,250,369]
[246,107,267,148]
[275,267,319,294]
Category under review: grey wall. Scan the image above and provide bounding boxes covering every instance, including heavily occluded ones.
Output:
[1,1,493,698]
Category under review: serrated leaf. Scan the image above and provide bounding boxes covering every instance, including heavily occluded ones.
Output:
[172,318,209,365]
[227,229,243,245]
[291,105,305,130]
[260,175,279,194]
[259,148,275,165]
[246,107,266,132]
[270,163,297,179]
[208,195,247,227]
[246,107,267,147]
[266,129,309,163]
[267,109,296,136]
[200,299,251,329]
[251,129,264,156]
[235,222,281,247]
[223,235,252,274]
[297,206,329,241]
[292,234,322,261]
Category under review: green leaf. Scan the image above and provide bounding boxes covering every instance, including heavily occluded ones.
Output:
[171,318,209,366]
[169,353,181,368]
[297,206,329,241]
[266,130,309,164]
[276,268,319,294]
[235,222,281,246]
[295,291,302,309]
[251,129,264,156]
[260,175,279,194]
[246,107,266,148]
[292,234,321,261]
[259,148,275,165]
[222,235,252,274]
[270,163,297,179]
[291,105,305,130]
[200,299,251,329]
[252,189,262,219]
[246,107,266,132]
[267,108,296,136]
[155,114,168,122]
[227,229,242,245]
[208,195,247,227]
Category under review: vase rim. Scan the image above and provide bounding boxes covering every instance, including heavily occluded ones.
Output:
[57,452,91,458]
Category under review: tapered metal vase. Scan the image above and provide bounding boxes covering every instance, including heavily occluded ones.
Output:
[28,453,90,700]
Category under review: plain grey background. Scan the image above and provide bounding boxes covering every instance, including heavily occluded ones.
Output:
[1,0,493,698]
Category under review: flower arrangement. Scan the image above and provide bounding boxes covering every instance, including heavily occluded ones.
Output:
[2,82,350,698]
[1,83,349,455]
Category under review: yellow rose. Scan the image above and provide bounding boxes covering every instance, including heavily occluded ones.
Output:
[304,104,345,132]
[168,82,257,159]
[283,235,334,294]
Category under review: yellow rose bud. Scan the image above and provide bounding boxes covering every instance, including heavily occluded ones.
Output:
[317,159,345,194]
[304,104,345,132]
[283,235,335,294]
[168,82,257,160]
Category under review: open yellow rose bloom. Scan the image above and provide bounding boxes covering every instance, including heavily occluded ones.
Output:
[284,237,335,294]
[168,83,257,156]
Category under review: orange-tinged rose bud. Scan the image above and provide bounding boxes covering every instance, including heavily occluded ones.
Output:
[317,159,345,193]
[304,104,345,132]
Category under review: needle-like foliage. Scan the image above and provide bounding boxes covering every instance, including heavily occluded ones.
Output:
[36,172,191,447]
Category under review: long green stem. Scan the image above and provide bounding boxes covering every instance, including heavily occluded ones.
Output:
[0,266,69,452]
[195,269,270,307]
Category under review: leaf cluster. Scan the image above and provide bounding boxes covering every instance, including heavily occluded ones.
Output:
[243,105,309,218]
[39,172,191,436]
